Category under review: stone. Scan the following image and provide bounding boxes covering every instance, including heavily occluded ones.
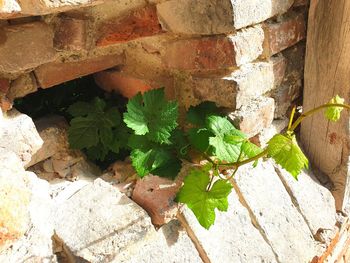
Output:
[0,95,12,112]
[96,5,163,46]
[252,118,289,147]
[54,178,155,262]
[35,53,125,88]
[0,109,43,166]
[7,73,38,100]
[263,12,306,57]
[27,115,68,167]
[228,96,275,137]
[114,220,202,263]
[175,61,277,109]
[181,188,277,263]
[157,0,293,34]
[164,25,264,71]
[0,78,9,93]
[275,166,337,236]
[132,175,181,225]
[232,161,321,263]
[0,0,20,18]
[0,150,31,251]
[0,172,55,262]
[0,22,56,74]
[54,15,87,51]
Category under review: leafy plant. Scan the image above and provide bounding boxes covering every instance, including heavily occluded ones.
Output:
[67,87,350,229]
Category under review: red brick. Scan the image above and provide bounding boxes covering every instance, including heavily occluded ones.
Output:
[94,70,153,98]
[54,16,87,51]
[0,22,56,74]
[0,78,10,94]
[96,5,163,46]
[35,54,125,88]
[263,12,306,57]
[0,95,12,112]
[271,54,287,88]
[164,37,236,72]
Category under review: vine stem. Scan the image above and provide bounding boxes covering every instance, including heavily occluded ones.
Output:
[218,149,268,169]
[289,103,350,132]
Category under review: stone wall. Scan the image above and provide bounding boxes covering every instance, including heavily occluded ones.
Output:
[2,1,350,263]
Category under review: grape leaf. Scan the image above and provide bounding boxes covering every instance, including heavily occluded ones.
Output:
[67,101,92,117]
[186,102,220,126]
[267,134,308,179]
[206,116,246,162]
[187,128,214,153]
[68,117,99,149]
[176,166,232,229]
[325,95,345,122]
[241,141,263,167]
[123,88,178,144]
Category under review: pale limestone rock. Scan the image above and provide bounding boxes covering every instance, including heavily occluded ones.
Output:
[114,220,202,263]
[233,161,321,263]
[182,189,277,263]
[0,0,21,15]
[275,166,337,235]
[54,178,155,262]
[0,109,43,167]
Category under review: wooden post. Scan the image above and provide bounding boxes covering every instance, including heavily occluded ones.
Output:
[301,1,350,211]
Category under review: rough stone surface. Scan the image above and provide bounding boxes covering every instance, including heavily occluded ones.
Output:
[275,166,337,236]
[0,78,10,93]
[132,175,181,226]
[0,22,56,74]
[54,178,155,262]
[233,161,321,263]
[97,5,163,46]
[157,0,293,33]
[164,25,264,71]
[35,53,125,88]
[0,150,30,251]
[0,172,55,262]
[115,220,202,263]
[182,189,277,263]
[0,109,43,166]
[28,115,69,167]
[229,96,275,137]
[7,73,38,100]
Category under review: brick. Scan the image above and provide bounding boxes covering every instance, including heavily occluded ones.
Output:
[54,16,87,51]
[7,73,38,100]
[0,78,10,94]
[175,60,278,109]
[94,70,153,98]
[164,25,264,72]
[228,97,275,137]
[0,22,56,74]
[96,5,163,46]
[35,54,125,88]
[264,12,306,57]
[157,0,293,34]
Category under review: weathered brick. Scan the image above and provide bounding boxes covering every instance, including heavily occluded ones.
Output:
[175,60,278,109]
[263,12,306,57]
[7,73,38,100]
[164,25,264,72]
[0,78,10,93]
[35,54,125,88]
[96,5,163,46]
[157,0,293,34]
[54,16,87,51]
[228,97,275,137]
[0,22,56,74]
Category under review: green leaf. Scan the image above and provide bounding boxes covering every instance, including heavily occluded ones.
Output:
[152,158,182,179]
[325,95,345,122]
[186,102,220,126]
[241,141,263,167]
[176,167,232,229]
[206,116,246,162]
[170,129,189,158]
[85,143,109,161]
[187,128,214,153]
[68,117,99,149]
[109,126,131,153]
[67,101,92,117]
[105,107,121,127]
[267,134,308,179]
[123,88,178,144]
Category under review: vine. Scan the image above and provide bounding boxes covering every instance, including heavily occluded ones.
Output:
[67,89,347,229]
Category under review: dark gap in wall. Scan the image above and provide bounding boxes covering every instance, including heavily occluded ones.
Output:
[14,75,130,169]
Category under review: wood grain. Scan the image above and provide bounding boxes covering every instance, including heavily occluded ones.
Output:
[301,0,350,211]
